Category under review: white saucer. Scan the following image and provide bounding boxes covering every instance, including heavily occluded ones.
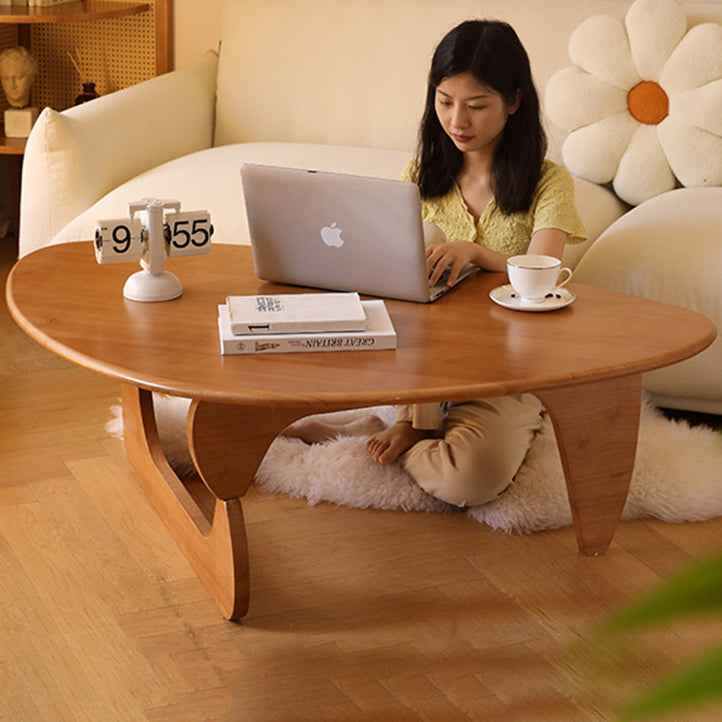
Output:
[489,284,575,312]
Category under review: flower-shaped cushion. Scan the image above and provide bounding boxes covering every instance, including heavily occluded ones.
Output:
[545,0,722,206]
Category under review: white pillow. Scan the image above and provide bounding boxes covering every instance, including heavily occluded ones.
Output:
[544,0,722,207]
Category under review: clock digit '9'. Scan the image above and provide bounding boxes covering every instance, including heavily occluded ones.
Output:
[94,218,144,264]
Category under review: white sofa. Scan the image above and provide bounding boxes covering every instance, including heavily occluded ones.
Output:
[19,0,722,413]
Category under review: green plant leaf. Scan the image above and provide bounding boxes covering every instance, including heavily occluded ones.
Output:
[619,643,722,720]
[600,553,722,634]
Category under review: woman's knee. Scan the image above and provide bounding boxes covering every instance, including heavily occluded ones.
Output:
[402,394,543,507]
[405,439,519,507]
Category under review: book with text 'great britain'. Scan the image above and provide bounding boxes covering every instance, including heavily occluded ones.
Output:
[226,292,366,335]
[218,301,396,355]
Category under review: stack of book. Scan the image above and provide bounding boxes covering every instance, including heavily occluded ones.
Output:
[218,292,397,355]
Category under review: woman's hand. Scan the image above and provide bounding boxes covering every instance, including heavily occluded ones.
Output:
[424,228,569,286]
[426,242,481,286]
[427,241,503,285]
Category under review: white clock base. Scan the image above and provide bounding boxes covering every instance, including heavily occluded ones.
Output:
[123,269,183,302]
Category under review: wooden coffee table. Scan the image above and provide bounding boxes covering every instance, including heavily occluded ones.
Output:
[7,243,716,619]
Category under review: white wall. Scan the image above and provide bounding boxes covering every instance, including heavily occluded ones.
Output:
[174,0,599,74]
[171,0,722,70]
[173,0,222,69]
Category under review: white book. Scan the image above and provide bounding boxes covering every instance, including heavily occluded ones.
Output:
[218,301,396,355]
[226,291,366,335]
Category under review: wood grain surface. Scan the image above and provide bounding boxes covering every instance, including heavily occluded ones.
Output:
[7,242,716,407]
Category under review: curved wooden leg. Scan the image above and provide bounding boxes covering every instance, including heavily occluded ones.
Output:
[121,384,336,619]
[187,400,331,501]
[534,375,642,556]
[122,385,248,619]
[185,400,343,617]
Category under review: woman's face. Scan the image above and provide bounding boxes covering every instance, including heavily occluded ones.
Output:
[434,72,519,157]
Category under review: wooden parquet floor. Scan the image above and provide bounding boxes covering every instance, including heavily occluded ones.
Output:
[3,239,722,721]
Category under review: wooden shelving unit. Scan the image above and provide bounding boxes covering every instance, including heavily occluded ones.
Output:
[0,1,163,154]
[0,1,150,25]
[0,0,169,237]
[0,134,26,155]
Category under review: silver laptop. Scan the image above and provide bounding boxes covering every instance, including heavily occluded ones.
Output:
[240,163,476,303]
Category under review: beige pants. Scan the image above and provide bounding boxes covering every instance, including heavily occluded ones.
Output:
[396,395,544,507]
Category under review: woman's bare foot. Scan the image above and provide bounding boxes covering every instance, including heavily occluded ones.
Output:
[281,413,386,445]
[365,421,429,464]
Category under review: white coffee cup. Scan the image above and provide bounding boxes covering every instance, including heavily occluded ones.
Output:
[507,254,572,303]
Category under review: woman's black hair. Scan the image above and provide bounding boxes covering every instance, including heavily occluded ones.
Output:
[416,19,547,214]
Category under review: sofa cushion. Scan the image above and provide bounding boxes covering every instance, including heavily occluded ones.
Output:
[20,50,219,257]
[52,141,625,276]
[574,186,722,412]
[51,143,413,247]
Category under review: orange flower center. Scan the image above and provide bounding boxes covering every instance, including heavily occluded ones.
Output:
[627,81,669,125]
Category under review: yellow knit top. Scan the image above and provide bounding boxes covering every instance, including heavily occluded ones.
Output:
[401,159,587,255]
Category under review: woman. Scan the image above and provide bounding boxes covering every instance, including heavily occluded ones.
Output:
[285,20,587,508]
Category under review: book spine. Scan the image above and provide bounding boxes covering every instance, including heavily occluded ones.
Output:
[219,323,395,355]
[229,319,367,335]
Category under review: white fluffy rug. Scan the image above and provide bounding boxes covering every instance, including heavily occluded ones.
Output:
[106,396,722,534]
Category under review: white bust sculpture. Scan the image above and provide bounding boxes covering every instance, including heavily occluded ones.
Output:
[0,47,39,138]
[0,46,37,109]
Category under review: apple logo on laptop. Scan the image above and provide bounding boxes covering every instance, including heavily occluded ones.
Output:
[320,222,344,248]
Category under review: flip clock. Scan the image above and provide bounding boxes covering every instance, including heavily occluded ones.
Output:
[94,198,214,302]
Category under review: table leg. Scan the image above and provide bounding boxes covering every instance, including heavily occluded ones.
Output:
[534,375,642,556]
[121,384,332,619]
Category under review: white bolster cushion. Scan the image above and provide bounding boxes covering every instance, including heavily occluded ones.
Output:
[19,50,219,257]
